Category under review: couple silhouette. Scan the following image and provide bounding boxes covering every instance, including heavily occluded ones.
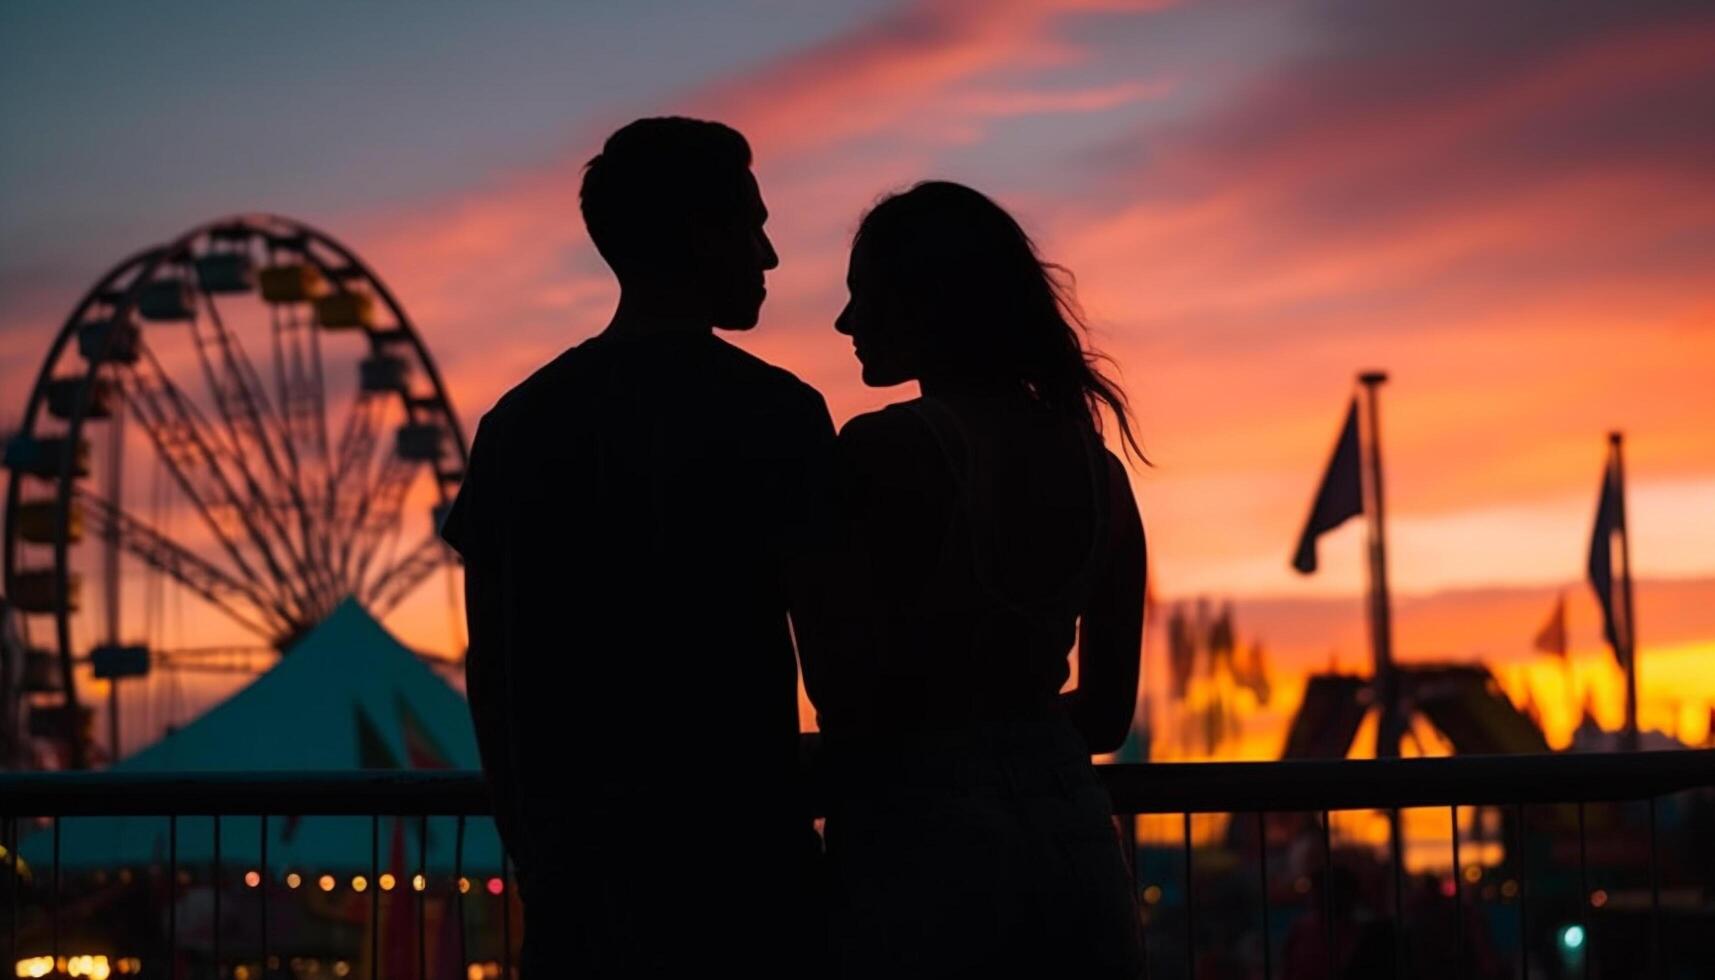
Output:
[440,117,1148,980]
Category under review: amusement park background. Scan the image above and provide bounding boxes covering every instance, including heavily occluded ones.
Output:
[2,1,1714,978]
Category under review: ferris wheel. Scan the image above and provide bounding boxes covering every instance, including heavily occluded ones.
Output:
[1,215,467,769]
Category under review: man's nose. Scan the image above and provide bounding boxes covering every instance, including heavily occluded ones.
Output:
[757,230,779,271]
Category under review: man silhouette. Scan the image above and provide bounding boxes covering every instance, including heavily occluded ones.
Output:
[441,117,833,977]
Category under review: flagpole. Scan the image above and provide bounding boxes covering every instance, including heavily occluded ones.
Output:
[1612,432,1640,752]
[1359,371,1401,758]
[1563,605,1576,733]
[105,402,124,763]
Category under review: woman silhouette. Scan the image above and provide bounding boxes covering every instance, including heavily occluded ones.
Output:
[800,181,1148,979]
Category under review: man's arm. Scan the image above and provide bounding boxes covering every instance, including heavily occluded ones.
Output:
[444,417,529,862]
[461,570,529,861]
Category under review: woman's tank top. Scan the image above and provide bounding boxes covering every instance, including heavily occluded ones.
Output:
[842,395,1112,734]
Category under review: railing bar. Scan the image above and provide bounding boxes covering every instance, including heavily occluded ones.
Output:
[1451,805,1463,979]
[1577,801,1589,980]
[1321,810,1333,980]
[3,752,1715,816]
[417,814,428,980]
[455,815,467,977]
[260,814,269,980]
[1389,808,1405,978]
[1648,795,1661,980]
[1121,812,1138,884]
[1119,807,1141,980]
[213,815,223,980]
[1256,810,1271,980]
[51,814,60,967]
[169,813,179,980]
[6,817,16,973]
[503,854,514,980]
[1140,892,1151,980]
[371,813,381,980]
[1182,810,1193,980]
[1513,802,1527,980]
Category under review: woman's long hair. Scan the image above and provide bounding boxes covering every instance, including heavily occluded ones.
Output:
[855,181,1144,461]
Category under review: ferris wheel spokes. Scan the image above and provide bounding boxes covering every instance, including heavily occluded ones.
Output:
[180,271,340,613]
[345,444,421,594]
[116,253,436,630]
[72,487,284,639]
[112,340,316,628]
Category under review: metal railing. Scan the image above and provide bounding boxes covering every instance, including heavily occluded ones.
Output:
[1,750,1712,979]
[1105,750,1715,980]
[1,773,505,980]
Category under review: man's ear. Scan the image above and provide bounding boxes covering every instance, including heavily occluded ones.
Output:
[684,219,735,262]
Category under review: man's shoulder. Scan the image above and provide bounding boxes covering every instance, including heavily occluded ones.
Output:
[476,344,592,436]
[707,335,824,408]
[704,338,833,443]
[476,333,829,441]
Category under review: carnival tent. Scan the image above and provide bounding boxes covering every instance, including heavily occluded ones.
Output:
[23,599,505,873]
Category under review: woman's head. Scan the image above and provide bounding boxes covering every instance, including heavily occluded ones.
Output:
[836,181,1141,457]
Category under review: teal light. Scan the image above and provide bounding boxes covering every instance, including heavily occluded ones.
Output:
[1560,924,1586,951]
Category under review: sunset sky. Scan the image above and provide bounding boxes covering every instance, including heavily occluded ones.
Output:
[3,0,1712,756]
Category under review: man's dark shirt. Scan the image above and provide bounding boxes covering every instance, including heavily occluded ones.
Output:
[441,331,834,934]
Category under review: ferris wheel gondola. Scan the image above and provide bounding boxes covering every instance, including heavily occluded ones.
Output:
[2,215,468,769]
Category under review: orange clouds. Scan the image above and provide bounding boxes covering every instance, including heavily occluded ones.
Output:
[1012,3,1715,604]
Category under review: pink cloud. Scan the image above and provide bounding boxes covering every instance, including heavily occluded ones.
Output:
[951,79,1174,116]
[692,0,1173,156]
[338,0,1181,421]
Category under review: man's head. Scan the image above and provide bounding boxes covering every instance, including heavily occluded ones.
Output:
[580,117,777,330]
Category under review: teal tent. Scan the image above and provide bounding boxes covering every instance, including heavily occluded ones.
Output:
[24,600,505,874]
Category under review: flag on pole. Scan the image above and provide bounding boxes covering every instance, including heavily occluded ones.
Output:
[1206,602,1236,673]
[1534,592,1568,658]
[1587,452,1627,668]
[1292,399,1363,574]
[1237,641,1273,706]
[1167,604,1195,700]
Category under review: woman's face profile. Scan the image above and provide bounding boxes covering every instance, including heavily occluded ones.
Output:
[835,237,919,388]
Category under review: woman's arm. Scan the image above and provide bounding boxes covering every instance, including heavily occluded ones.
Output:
[1064,451,1146,754]
[787,412,888,724]
[790,408,943,725]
